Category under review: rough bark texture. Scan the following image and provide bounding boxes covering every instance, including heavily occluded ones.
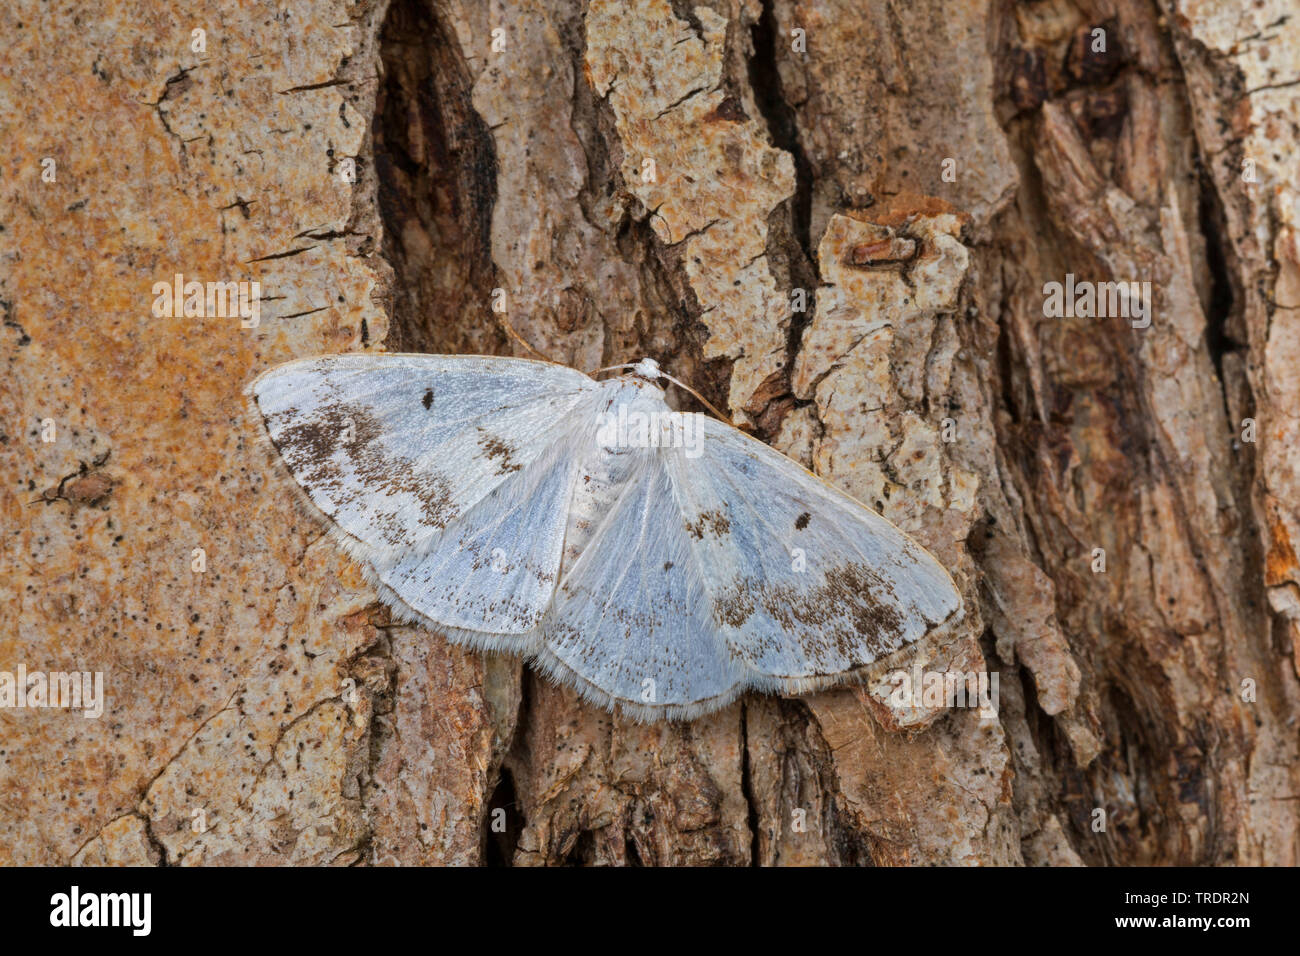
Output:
[2,0,1299,865]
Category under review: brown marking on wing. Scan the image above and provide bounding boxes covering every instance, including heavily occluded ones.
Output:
[794,511,810,530]
[266,401,457,537]
[715,562,908,667]
[478,430,523,475]
[684,508,731,540]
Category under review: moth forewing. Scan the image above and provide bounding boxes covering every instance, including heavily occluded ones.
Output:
[668,416,963,686]
[246,353,599,632]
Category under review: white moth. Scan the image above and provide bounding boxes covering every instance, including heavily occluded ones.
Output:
[247,353,962,720]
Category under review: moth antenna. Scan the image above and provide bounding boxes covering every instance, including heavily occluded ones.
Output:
[590,362,731,422]
[660,371,730,423]
[497,314,558,364]
[589,363,637,376]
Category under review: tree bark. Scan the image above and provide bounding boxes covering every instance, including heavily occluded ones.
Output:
[4,0,1299,865]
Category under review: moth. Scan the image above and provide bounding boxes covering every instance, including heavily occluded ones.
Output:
[247,353,962,720]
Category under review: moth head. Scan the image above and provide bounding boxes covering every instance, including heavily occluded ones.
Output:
[629,357,663,383]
